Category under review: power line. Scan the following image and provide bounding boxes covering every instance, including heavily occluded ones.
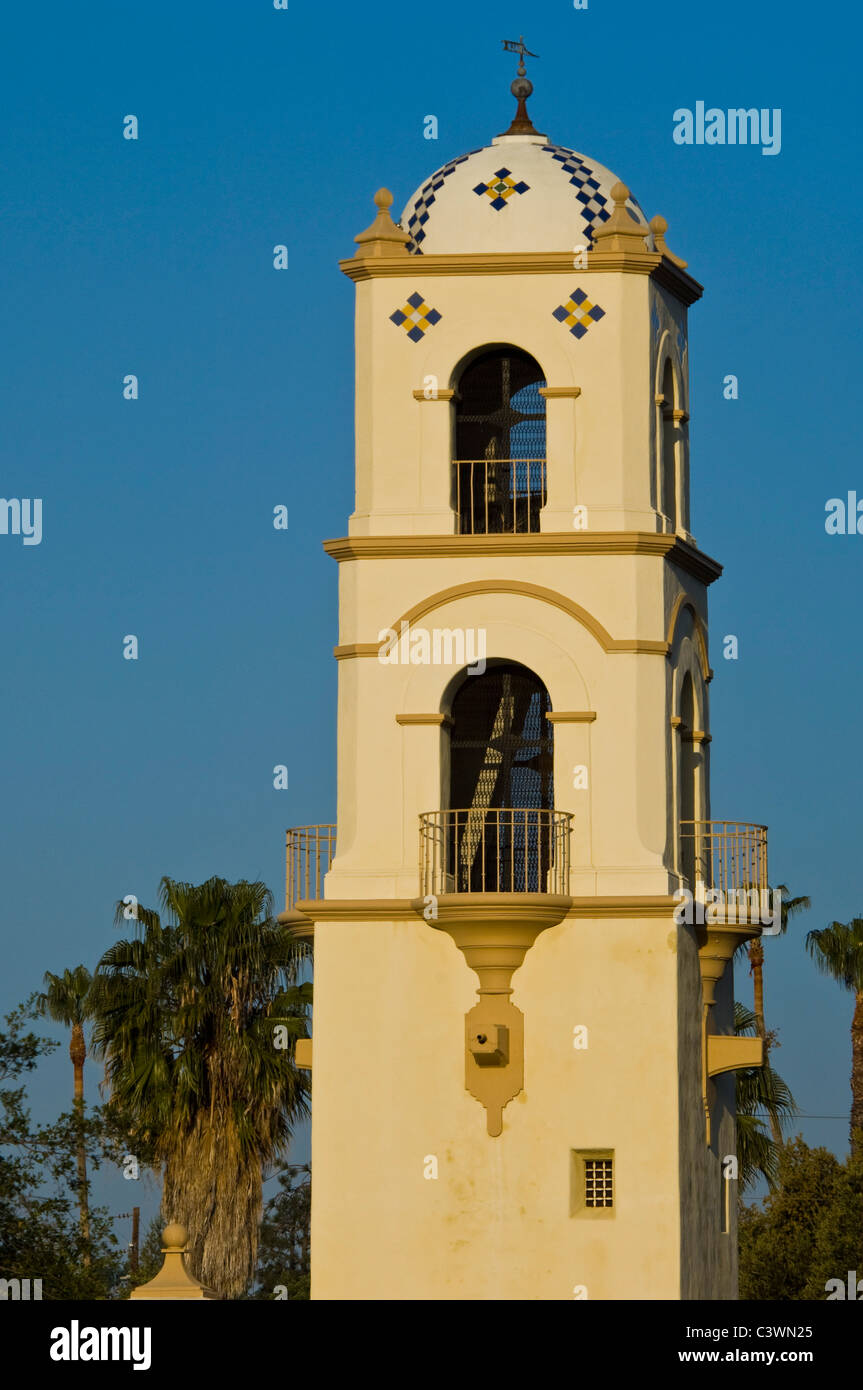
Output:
[755,1112,847,1120]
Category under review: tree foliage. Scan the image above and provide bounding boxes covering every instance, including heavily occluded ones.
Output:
[35,966,95,1252]
[0,1000,121,1299]
[89,876,311,1298]
[739,1137,863,1299]
[806,917,863,1157]
[249,1164,311,1300]
[735,1003,797,1191]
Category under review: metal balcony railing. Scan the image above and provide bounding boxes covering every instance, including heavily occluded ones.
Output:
[285,825,336,912]
[453,458,546,535]
[419,808,572,897]
[679,820,768,896]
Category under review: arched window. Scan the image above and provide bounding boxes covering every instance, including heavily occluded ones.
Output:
[447,662,553,891]
[453,348,546,535]
[660,359,677,528]
[679,673,698,886]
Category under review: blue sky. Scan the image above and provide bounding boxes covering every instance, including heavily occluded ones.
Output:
[1,0,861,1237]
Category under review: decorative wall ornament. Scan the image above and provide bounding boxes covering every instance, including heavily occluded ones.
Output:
[404,149,483,252]
[552,287,606,339]
[542,143,647,243]
[390,291,442,343]
[472,167,530,209]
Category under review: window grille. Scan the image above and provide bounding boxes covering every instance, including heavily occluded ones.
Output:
[571,1150,615,1218]
[450,663,553,811]
[444,664,555,893]
[584,1158,614,1209]
[454,349,547,534]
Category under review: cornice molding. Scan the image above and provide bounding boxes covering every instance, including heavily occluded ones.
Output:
[291,900,420,922]
[652,257,703,307]
[570,896,679,917]
[339,250,703,304]
[334,642,379,659]
[395,713,453,727]
[323,531,722,584]
[281,894,682,925]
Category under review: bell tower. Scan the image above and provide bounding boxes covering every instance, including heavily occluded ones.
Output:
[286,51,768,1301]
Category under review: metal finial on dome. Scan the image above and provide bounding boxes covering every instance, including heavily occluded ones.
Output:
[499,35,540,136]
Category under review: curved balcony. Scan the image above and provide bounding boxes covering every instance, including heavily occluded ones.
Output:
[453,458,546,535]
[679,819,768,895]
[419,808,572,897]
[285,824,336,914]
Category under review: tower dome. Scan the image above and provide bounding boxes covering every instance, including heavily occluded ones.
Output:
[400,133,650,256]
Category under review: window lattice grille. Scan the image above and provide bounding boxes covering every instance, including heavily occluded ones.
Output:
[453,349,547,534]
[450,664,553,813]
[448,664,554,893]
[584,1158,614,1209]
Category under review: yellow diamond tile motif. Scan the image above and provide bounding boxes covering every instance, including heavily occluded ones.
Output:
[472,167,530,210]
[552,288,606,339]
[390,291,442,343]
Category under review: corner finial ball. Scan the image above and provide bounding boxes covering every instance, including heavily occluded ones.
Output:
[163,1223,187,1249]
[610,181,630,204]
[374,188,394,211]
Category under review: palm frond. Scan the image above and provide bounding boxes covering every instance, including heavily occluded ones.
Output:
[91,875,311,1297]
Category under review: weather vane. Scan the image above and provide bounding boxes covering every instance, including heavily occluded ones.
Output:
[502,36,539,77]
[500,36,540,136]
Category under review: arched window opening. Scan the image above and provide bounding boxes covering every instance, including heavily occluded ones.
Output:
[447,663,553,891]
[679,673,698,887]
[660,359,677,528]
[453,348,547,535]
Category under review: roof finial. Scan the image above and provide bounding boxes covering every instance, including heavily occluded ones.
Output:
[591,182,650,255]
[499,35,540,136]
[353,187,410,259]
[649,214,689,269]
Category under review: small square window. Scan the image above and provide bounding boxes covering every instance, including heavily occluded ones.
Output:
[584,1157,614,1208]
[571,1149,615,1219]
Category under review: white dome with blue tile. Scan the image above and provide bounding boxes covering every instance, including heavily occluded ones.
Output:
[400,132,649,256]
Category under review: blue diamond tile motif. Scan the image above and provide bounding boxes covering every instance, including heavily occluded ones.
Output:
[472,167,530,211]
[403,149,484,252]
[552,287,606,340]
[542,144,647,244]
[390,290,442,343]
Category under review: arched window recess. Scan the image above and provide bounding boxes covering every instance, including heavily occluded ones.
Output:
[452,348,547,535]
[418,663,571,896]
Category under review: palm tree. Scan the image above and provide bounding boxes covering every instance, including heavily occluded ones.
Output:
[755,884,810,1143]
[36,965,94,1254]
[735,1002,797,1190]
[89,876,311,1298]
[806,917,863,1159]
[734,883,809,1144]
[744,884,810,1040]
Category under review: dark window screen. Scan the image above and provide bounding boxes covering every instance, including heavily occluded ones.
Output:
[453,349,547,535]
[447,665,554,892]
[455,349,546,460]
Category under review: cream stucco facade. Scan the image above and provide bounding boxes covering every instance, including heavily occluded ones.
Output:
[290,102,763,1300]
